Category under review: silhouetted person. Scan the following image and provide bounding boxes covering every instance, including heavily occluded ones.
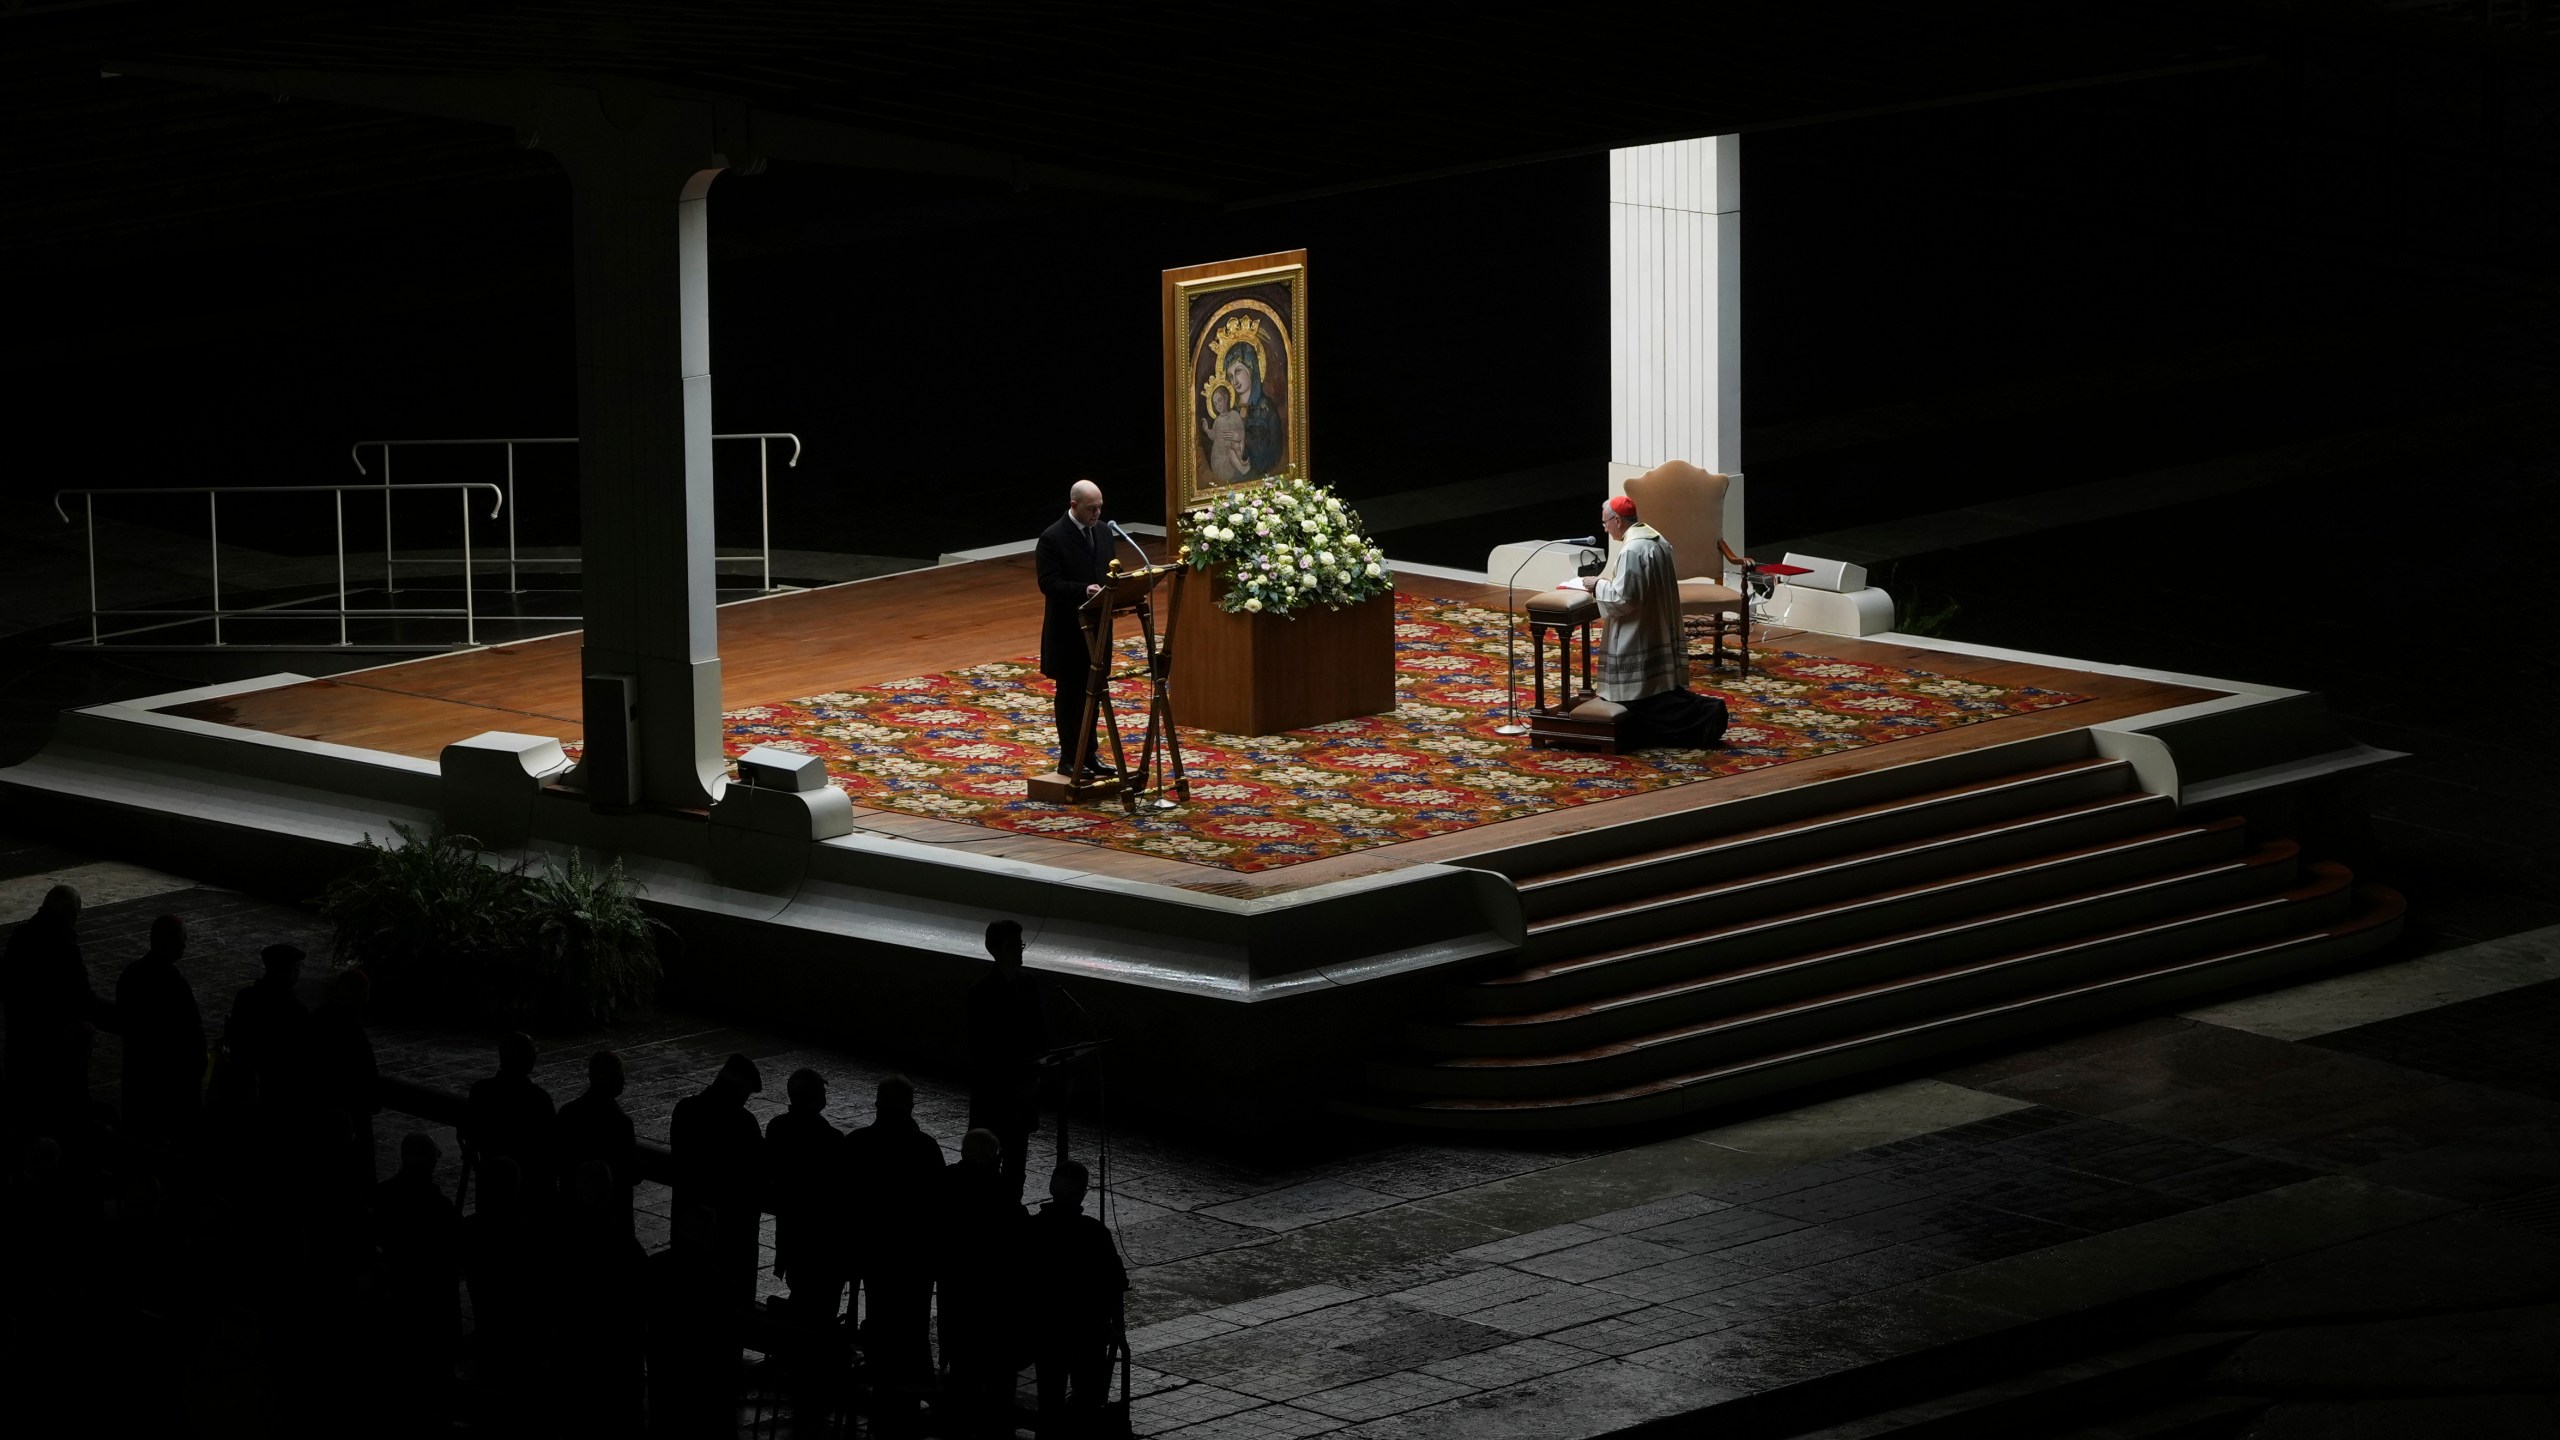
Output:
[462,1031,555,1212]
[939,1127,1028,1439]
[1028,1159,1126,1433]
[647,1204,742,1438]
[967,919,1047,1201]
[305,967,379,1200]
[766,1067,844,1328]
[3,884,115,1135]
[222,943,310,1117]
[842,1073,947,1412]
[556,1159,648,1435]
[373,1132,461,1434]
[461,1155,545,1430]
[670,1053,764,1313]
[555,1049,638,1232]
[114,913,204,1145]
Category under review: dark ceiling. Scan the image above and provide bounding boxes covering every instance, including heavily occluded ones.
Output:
[5,1,2288,256]
[13,1,2555,265]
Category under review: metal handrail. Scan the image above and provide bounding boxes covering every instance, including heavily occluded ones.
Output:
[52,482,506,650]
[350,431,804,594]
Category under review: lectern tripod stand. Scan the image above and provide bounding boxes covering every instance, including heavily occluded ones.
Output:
[1027,562,1191,812]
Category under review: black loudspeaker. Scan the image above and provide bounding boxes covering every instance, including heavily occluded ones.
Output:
[736,744,826,792]
[581,673,638,807]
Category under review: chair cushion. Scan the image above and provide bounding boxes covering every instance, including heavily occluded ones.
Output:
[1526,589,1600,618]
[1567,697,1627,721]
[1677,580,1743,608]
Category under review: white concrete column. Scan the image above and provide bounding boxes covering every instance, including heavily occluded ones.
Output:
[537,94,734,810]
[1609,134,1743,565]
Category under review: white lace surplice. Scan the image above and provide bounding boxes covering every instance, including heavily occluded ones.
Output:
[1593,524,1685,702]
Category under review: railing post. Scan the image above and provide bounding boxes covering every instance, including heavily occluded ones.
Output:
[759,436,773,592]
[208,492,223,646]
[84,494,98,647]
[461,485,476,646]
[506,442,520,595]
[382,445,397,595]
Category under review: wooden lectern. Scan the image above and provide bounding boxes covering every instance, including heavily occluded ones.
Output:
[1027,562,1192,811]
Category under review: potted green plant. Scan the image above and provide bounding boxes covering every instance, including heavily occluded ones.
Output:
[317,826,666,1027]
[515,848,667,1027]
[316,821,522,1020]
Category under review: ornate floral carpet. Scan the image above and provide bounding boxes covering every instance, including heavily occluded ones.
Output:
[711,594,2089,872]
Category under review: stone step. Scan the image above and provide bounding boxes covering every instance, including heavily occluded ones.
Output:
[1522,791,2185,963]
[1410,849,2325,1060]
[1375,863,2356,1099]
[1343,886,2403,1131]
[1487,816,2250,1011]
[1514,755,2140,919]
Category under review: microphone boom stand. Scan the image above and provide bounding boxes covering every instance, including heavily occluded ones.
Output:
[1495,535,1605,737]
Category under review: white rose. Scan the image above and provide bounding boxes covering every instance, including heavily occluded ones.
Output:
[1318,551,1333,566]
[1325,496,1343,511]
[1244,597,1263,613]
[1365,562,1383,578]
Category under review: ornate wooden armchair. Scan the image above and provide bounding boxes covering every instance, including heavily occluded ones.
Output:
[1622,460,1754,676]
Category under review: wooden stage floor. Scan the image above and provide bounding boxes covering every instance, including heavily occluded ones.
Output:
[157,556,2220,896]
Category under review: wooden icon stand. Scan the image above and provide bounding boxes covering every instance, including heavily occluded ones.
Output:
[1027,562,1192,811]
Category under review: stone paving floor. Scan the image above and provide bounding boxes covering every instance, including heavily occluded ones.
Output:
[9,839,2560,1437]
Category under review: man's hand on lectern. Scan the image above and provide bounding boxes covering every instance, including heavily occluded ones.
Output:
[1085,583,1103,598]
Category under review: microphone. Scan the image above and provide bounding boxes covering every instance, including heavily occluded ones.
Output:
[1555,534,1607,549]
[1107,520,1151,565]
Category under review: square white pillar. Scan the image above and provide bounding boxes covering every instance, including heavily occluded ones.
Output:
[1609,135,1743,569]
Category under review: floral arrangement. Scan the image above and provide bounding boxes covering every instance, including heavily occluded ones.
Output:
[1179,469,1394,618]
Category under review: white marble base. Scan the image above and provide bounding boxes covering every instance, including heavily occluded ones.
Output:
[1768,582,1897,637]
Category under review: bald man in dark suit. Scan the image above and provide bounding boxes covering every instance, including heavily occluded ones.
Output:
[1035,479,1115,777]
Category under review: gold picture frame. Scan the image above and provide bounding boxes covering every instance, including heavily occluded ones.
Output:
[1163,250,1308,519]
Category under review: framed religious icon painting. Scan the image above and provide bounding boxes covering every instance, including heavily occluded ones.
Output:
[1162,250,1309,517]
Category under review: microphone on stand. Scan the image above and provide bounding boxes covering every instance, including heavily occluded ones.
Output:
[1106,520,1152,567]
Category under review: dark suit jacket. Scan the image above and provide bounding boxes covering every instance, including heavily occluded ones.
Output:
[1035,512,1110,680]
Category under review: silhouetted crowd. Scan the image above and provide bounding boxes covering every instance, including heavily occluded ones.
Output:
[2,890,1128,1437]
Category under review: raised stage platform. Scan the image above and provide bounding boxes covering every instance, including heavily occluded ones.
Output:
[0,554,2404,1127]
[117,555,2210,891]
